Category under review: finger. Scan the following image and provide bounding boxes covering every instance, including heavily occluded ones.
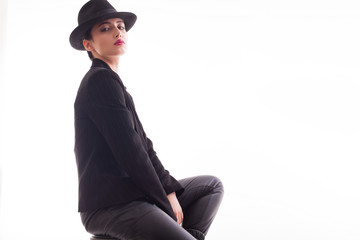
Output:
[180,211,184,223]
[174,211,178,223]
[177,212,181,224]
[180,212,184,224]
[176,211,182,224]
[174,210,180,224]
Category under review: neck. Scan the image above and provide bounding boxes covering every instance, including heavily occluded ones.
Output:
[93,55,120,73]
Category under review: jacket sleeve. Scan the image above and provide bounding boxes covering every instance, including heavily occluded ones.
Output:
[145,136,184,196]
[85,70,176,220]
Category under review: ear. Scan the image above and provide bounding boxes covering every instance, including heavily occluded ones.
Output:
[83,39,94,51]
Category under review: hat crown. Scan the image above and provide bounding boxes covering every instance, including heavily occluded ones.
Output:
[78,0,117,25]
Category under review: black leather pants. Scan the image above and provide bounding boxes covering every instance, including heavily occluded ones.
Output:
[80,175,224,240]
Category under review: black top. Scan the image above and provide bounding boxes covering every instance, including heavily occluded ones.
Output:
[74,58,184,220]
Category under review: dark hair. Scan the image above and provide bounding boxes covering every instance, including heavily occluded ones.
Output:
[83,28,94,60]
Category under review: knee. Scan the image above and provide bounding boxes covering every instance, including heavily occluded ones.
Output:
[205,175,224,195]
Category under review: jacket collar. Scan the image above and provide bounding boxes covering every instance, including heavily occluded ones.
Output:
[91,58,126,89]
[91,58,112,70]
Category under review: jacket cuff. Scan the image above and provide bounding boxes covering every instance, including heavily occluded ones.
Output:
[163,175,185,197]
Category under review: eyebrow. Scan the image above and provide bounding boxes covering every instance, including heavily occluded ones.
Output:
[97,20,124,27]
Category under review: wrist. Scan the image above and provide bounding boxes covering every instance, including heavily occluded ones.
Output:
[167,192,176,198]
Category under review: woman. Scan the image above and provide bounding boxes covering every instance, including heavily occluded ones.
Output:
[69,1,224,239]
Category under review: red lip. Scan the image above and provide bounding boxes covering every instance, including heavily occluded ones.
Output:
[114,39,125,45]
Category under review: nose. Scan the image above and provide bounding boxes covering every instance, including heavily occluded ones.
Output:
[114,28,122,38]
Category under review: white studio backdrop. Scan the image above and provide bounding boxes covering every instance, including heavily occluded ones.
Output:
[0,0,360,239]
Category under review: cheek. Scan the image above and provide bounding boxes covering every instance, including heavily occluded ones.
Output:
[97,35,109,43]
[93,36,111,50]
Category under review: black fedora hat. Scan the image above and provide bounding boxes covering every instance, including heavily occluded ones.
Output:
[70,0,137,50]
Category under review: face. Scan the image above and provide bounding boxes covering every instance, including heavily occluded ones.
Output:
[83,18,128,59]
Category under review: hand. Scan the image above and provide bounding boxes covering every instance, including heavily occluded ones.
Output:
[167,192,183,224]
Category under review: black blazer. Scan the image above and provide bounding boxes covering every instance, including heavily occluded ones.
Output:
[74,58,184,221]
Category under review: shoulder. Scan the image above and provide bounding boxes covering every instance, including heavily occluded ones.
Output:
[84,67,127,106]
[86,67,118,84]
[80,67,122,92]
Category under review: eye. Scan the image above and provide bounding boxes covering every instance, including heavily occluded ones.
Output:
[100,27,110,32]
[118,25,125,30]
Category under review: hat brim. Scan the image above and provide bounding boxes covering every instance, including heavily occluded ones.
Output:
[69,12,136,50]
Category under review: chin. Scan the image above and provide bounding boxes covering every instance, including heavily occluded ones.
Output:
[115,49,126,57]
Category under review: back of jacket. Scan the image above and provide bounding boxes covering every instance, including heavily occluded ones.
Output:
[74,59,183,220]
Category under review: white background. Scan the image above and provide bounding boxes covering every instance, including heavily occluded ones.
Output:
[0,0,360,239]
